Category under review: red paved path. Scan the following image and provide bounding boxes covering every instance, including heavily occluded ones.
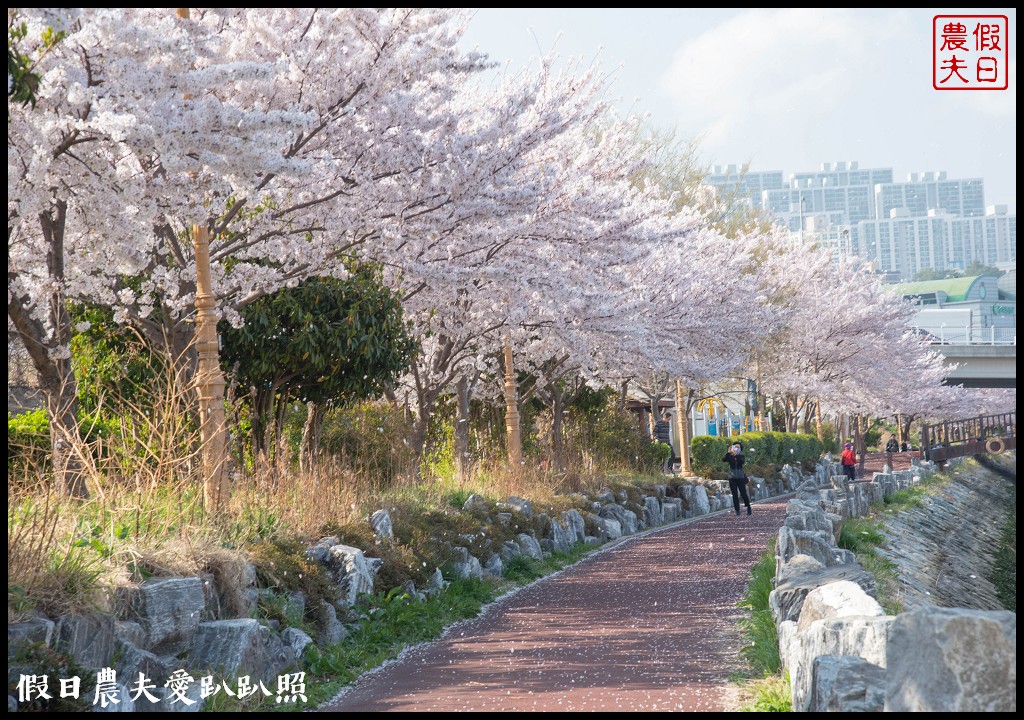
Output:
[319,496,789,713]
[858,450,915,476]
[318,453,914,712]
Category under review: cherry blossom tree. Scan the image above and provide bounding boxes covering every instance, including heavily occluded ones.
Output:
[9,8,308,494]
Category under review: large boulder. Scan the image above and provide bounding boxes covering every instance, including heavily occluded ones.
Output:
[502,496,533,519]
[53,614,116,670]
[547,516,575,554]
[370,509,393,538]
[641,496,663,528]
[516,533,544,560]
[783,581,890,713]
[328,544,375,606]
[8,618,55,658]
[808,655,886,712]
[783,499,834,535]
[448,546,483,580]
[776,526,856,568]
[770,564,879,626]
[118,578,206,654]
[661,497,683,523]
[188,618,295,686]
[560,509,586,543]
[884,607,1016,712]
[786,615,894,713]
[680,484,711,516]
[598,503,638,535]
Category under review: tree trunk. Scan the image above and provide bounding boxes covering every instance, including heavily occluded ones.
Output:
[409,412,431,466]
[252,385,276,460]
[814,399,824,442]
[46,371,88,497]
[8,201,88,497]
[618,378,629,411]
[299,402,326,472]
[502,337,522,469]
[801,402,814,434]
[274,392,291,466]
[550,389,566,472]
[454,375,472,483]
[856,415,867,473]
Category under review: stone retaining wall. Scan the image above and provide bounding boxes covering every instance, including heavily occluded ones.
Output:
[771,456,1016,712]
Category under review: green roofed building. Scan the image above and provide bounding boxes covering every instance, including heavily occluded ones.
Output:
[889,275,1015,343]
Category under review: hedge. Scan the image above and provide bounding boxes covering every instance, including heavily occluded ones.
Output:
[690,431,824,479]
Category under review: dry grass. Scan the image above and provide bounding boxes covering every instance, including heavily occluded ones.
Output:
[8,353,660,619]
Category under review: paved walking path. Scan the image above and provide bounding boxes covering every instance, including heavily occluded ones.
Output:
[319,495,790,713]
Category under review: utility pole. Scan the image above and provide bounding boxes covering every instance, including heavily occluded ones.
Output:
[503,336,522,469]
[178,8,229,508]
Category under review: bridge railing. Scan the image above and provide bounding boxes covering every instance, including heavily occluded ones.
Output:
[920,412,1016,463]
[913,325,1017,346]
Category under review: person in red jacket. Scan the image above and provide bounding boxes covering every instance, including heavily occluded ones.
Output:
[841,442,857,482]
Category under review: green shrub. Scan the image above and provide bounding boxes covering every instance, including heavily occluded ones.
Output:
[8,408,120,475]
[735,432,776,465]
[689,431,822,478]
[690,435,732,477]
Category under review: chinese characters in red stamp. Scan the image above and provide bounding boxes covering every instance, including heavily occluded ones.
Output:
[933,15,1009,90]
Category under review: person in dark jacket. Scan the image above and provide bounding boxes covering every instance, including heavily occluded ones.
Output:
[722,441,752,516]
[653,412,673,473]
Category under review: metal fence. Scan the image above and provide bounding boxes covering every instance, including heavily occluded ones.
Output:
[913,325,1017,345]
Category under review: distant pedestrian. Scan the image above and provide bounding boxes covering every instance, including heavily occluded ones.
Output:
[885,435,899,468]
[841,441,857,482]
[722,442,752,516]
[654,412,672,473]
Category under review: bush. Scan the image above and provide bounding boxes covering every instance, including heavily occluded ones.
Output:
[8,409,120,476]
[689,431,823,478]
[318,401,415,486]
[689,435,732,478]
[570,401,663,475]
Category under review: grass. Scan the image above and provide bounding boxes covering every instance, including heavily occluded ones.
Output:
[739,673,793,713]
[733,538,792,712]
[837,506,911,615]
[989,491,1016,612]
[8,373,634,712]
[737,547,781,676]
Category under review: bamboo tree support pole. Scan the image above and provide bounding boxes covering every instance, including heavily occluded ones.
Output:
[176,10,229,507]
[193,224,230,509]
[675,379,692,476]
[503,336,522,468]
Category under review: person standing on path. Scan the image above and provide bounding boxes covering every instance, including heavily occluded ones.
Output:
[654,411,673,473]
[841,441,857,482]
[885,435,899,469]
[722,441,752,516]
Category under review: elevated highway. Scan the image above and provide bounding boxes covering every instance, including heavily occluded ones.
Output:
[938,343,1016,388]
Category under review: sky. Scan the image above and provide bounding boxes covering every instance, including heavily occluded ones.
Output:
[459,8,1017,213]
